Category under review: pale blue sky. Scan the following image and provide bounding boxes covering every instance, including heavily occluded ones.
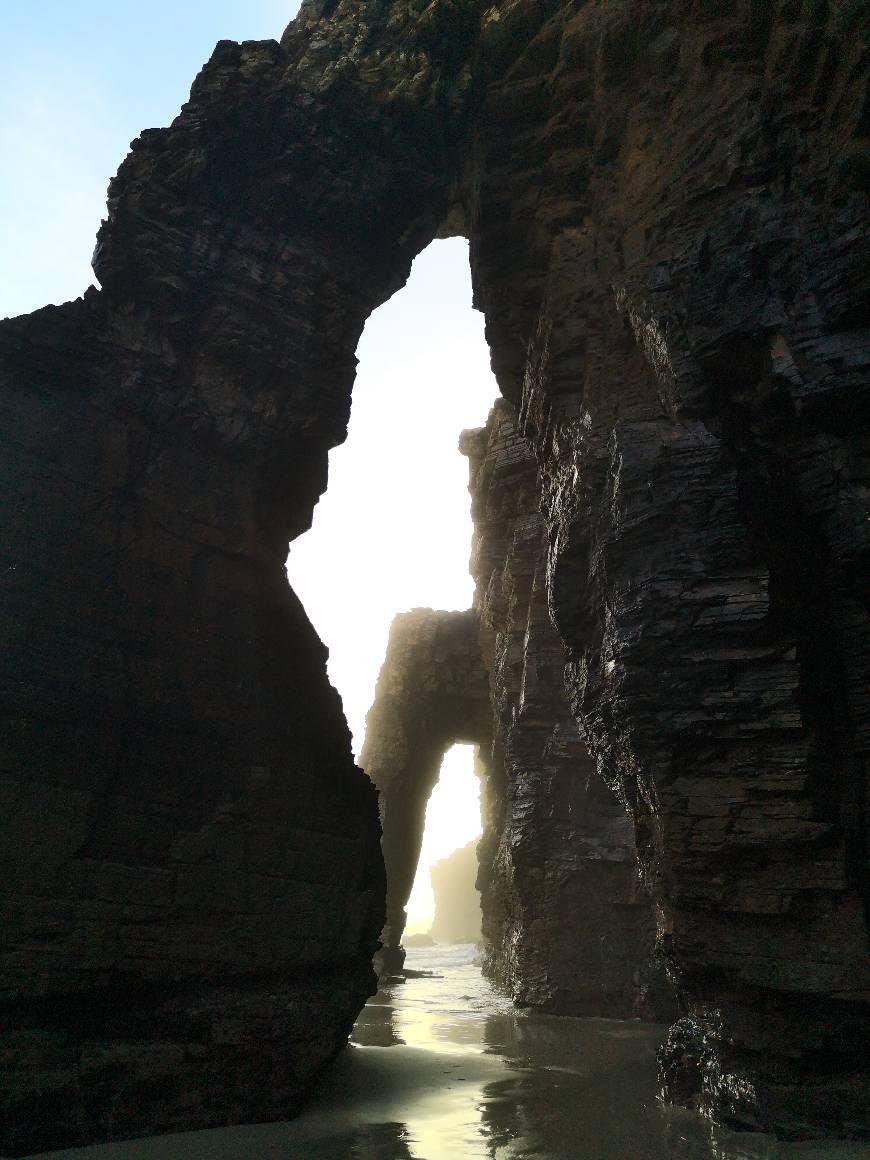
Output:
[3,3,494,931]
[1,1,299,318]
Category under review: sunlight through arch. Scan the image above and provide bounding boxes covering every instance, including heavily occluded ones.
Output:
[287,237,497,752]
[405,744,482,935]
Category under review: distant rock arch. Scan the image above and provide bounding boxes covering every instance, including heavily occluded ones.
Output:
[360,608,491,972]
[0,0,867,1149]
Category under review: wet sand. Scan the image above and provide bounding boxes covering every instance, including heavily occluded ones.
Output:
[28,944,870,1159]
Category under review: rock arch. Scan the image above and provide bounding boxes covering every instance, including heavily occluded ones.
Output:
[1,0,867,1150]
[0,19,468,1152]
[360,609,491,972]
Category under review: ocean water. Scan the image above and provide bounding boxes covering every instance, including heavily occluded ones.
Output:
[29,944,870,1160]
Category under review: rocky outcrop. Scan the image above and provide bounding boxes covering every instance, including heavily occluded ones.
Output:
[464,402,671,1018]
[359,609,490,971]
[496,8,869,1135]
[468,3,869,1135]
[1,7,481,1152]
[430,841,483,944]
[0,283,386,1153]
[1,0,867,1148]
[363,406,667,1014]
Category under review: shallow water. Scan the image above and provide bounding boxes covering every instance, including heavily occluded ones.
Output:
[30,944,870,1160]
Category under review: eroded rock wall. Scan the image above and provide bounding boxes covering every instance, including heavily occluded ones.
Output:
[0,296,386,1155]
[462,1,869,1136]
[0,10,477,1153]
[463,401,669,1018]
[1,0,867,1147]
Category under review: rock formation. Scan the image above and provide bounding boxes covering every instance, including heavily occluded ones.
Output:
[363,405,668,1016]
[464,401,671,1018]
[0,295,385,1151]
[359,609,490,971]
[1,0,867,1149]
[430,841,483,945]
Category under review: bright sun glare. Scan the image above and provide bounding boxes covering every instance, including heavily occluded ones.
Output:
[287,238,495,933]
[404,745,482,934]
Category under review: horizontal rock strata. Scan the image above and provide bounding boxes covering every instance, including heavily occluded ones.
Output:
[0,283,385,1154]
[465,1,869,1136]
[1,4,481,1150]
[1,0,867,1148]
[464,401,672,1018]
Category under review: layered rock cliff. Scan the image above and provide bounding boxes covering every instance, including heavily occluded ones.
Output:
[1,5,480,1151]
[1,0,867,1149]
[464,401,671,1018]
[0,253,388,1154]
[0,289,385,1153]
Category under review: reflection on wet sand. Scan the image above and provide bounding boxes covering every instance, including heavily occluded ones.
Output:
[28,944,870,1160]
[479,1012,665,1159]
[352,990,405,1048]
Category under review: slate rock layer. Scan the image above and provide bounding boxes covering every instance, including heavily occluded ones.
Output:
[464,401,672,1019]
[1,0,868,1149]
[0,288,385,1153]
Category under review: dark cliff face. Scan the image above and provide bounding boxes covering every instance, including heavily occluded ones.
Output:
[1,8,484,1153]
[0,289,386,1152]
[1,0,867,1149]
[472,3,869,1136]
[464,401,672,1019]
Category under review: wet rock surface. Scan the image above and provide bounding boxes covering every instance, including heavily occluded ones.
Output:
[463,402,671,1019]
[1,0,868,1149]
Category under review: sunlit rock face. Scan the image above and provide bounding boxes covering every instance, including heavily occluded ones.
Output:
[430,841,483,945]
[359,609,491,972]
[463,402,673,1020]
[1,0,867,1149]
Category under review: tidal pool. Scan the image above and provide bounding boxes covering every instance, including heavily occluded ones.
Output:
[29,944,870,1160]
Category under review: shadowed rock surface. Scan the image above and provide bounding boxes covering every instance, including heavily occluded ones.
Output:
[1,0,868,1150]
[464,401,673,1019]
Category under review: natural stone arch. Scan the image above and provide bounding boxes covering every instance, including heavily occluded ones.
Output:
[0,0,867,1150]
[0,15,479,1153]
[359,609,491,972]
